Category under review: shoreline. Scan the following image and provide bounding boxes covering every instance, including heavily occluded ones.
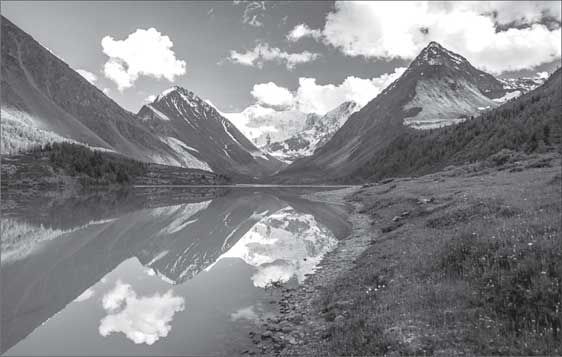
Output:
[244,152,561,356]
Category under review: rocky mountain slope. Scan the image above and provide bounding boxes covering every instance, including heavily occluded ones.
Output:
[1,16,282,179]
[262,101,360,163]
[136,87,284,178]
[275,42,511,182]
[352,68,561,181]
[1,17,181,164]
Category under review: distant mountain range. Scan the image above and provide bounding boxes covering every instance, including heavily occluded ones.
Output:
[274,42,557,182]
[262,101,360,162]
[1,15,558,184]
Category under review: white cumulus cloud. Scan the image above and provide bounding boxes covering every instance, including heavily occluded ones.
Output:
[321,1,561,73]
[145,95,157,103]
[221,67,405,146]
[296,67,406,114]
[102,28,186,91]
[251,82,295,109]
[76,69,97,84]
[287,66,404,115]
[287,24,322,42]
[228,42,320,70]
[99,281,185,345]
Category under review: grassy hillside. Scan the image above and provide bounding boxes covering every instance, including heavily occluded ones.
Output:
[350,69,561,182]
[253,153,561,356]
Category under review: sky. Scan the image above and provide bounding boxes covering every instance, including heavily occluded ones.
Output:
[2,1,561,117]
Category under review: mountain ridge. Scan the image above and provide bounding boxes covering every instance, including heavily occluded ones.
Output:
[1,16,283,180]
[273,41,514,182]
[136,86,285,178]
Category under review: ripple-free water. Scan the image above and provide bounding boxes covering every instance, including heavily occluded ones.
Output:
[1,187,350,356]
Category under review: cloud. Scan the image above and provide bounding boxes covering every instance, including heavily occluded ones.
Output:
[296,67,407,114]
[221,67,406,145]
[251,82,295,109]
[145,95,157,103]
[230,306,260,322]
[287,24,322,42]
[214,207,338,288]
[228,43,320,69]
[321,1,561,73]
[76,69,97,84]
[222,67,406,144]
[99,281,185,345]
[101,28,186,91]
[235,1,267,27]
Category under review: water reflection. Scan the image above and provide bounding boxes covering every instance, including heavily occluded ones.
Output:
[217,207,338,288]
[99,280,185,345]
[1,187,350,355]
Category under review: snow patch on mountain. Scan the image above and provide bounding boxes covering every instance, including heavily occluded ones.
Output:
[223,106,310,147]
[493,90,522,103]
[145,105,170,121]
[262,101,360,162]
[158,136,212,171]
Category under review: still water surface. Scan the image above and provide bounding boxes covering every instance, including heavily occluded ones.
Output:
[1,187,350,356]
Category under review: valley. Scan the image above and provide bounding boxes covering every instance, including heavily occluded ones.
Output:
[1,5,561,356]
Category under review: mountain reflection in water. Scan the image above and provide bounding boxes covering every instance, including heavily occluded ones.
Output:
[1,187,350,356]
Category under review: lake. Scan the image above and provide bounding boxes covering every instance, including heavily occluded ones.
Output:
[1,187,351,356]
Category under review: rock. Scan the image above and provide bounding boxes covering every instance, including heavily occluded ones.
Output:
[261,331,273,339]
[400,210,410,217]
[335,315,344,322]
[392,216,401,222]
[417,197,434,204]
[382,222,403,233]
[380,178,394,184]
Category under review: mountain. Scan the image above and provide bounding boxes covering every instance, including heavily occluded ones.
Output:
[352,68,561,181]
[1,16,281,179]
[223,106,318,147]
[136,87,284,178]
[1,16,183,165]
[262,101,361,163]
[498,72,549,96]
[275,42,510,182]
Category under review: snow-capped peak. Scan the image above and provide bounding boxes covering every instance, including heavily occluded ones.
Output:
[415,41,468,67]
[149,86,217,116]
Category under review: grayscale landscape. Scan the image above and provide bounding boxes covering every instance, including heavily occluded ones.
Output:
[1,1,561,356]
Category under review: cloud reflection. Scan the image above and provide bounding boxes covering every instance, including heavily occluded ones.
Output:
[99,281,185,345]
[219,207,338,288]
